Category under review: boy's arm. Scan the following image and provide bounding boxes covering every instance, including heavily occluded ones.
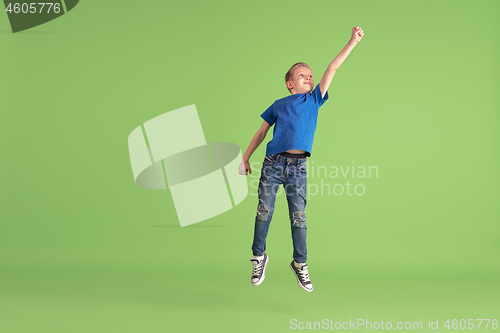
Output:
[238,121,271,175]
[319,26,364,99]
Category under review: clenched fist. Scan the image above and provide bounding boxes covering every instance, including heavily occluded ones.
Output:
[351,26,364,43]
[238,158,251,175]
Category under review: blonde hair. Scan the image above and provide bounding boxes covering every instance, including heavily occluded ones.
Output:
[285,62,312,94]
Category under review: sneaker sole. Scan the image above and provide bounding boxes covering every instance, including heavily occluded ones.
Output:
[251,255,269,286]
[289,262,314,292]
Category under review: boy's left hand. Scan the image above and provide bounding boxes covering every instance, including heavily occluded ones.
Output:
[351,26,364,43]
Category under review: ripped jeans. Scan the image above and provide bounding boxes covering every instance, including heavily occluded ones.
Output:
[251,153,308,263]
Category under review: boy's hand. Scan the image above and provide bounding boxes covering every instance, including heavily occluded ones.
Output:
[238,158,251,175]
[351,26,364,43]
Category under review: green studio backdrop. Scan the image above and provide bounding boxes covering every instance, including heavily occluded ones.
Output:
[1,0,499,332]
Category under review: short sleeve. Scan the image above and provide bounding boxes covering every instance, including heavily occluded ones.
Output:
[260,102,276,126]
[311,84,329,107]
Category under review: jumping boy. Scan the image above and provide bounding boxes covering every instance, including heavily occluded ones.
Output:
[238,26,364,292]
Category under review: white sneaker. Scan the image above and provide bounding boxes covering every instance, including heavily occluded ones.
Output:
[250,254,268,286]
[290,260,313,292]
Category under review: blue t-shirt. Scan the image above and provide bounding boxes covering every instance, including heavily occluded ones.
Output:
[260,84,329,157]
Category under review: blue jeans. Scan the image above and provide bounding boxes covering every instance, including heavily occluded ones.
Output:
[251,154,308,263]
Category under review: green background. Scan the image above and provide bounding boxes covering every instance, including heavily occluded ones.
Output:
[1,0,499,332]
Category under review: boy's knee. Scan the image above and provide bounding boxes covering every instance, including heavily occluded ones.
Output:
[256,202,270,221]
[291,211,306,228]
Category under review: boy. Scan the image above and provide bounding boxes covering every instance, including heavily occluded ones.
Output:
[238,26,364,292]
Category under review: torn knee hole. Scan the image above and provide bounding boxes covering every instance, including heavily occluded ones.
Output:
[292,211,306,226]
[257,203,269,215]
[257,203,269,221]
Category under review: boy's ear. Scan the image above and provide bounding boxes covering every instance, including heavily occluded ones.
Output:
[286,81,293,89]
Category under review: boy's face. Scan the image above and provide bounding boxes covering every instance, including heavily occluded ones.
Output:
[287,66,314,94]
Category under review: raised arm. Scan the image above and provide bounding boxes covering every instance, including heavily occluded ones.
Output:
[319,26,364,98]
[238,121,272,175]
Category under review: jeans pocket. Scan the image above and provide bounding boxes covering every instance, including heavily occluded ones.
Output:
[298,160,307,173]
[263,154,277,165]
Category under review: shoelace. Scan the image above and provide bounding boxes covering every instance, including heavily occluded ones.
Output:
[250,257,263,277]
[297,265,311,283]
